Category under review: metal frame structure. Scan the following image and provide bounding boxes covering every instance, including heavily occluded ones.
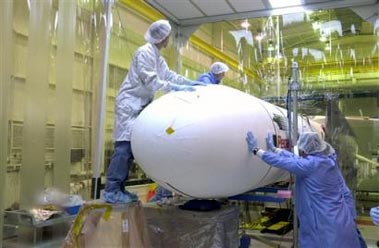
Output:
[92,0,114,199]
[287,61,301,248]
[144,0,377,27]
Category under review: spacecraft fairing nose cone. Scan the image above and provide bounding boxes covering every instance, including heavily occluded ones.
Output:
[131,85,316,198]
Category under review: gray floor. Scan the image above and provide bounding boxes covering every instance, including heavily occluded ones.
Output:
[3,216,379,248]
[247,224,379,248]
[4,225,378,248]
[359,224,379,248]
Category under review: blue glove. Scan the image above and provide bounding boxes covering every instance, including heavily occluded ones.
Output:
[266,133,276,152]
[170,84,196,92]
[370,207,379,225]
[189,81,208,86]
[246,131,258,153]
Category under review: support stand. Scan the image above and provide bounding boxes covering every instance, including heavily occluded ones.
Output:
[92,0,114,199]
[287,61,300,248]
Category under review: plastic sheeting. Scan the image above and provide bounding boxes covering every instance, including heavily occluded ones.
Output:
[145,204,239,248]
[63,201,150,248]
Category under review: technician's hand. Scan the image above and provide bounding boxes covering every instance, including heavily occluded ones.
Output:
[370,207,379,225]
[246,131,258,153]
[170,84,196,92]
[189,81,208,86]
[266,133,276,152]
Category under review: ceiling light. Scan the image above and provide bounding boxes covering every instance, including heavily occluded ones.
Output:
[269,0,304,15]
[256,32,264,41]
[241,19,250,29]
[325,42,331,51]
[351,24,356,34]
[269,0,301,8]
[268,40,274,51]
[319,36,327,42]
[312,21,320,31]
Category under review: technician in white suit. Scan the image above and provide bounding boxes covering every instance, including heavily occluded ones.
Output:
[103,19,203,204]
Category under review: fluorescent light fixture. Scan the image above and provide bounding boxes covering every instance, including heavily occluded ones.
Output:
[256,33,264,41]
[269,0,302,8]
[241,19,251,29]
[351,24,356,34]
[268,42,274,51]
[269,0,304,15]
[319,36,327,42]
[324,42,331,51]
[312,21,321,31]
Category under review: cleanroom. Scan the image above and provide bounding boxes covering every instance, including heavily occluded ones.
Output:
[1,0,379,247]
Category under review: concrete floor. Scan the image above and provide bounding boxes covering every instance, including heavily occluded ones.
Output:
[247,223,379,248]
[359,224,379,248]
[4,223,378,248]
[3,205,379,248]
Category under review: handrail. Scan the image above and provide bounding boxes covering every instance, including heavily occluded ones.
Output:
[356,153,379,166]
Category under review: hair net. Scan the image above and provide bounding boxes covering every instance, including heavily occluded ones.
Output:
[210,62,229,74]
[322,142,335,156]
[297,132,327,154]
[144,20,171,44]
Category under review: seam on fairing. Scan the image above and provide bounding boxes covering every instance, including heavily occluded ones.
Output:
[252,99,279,186]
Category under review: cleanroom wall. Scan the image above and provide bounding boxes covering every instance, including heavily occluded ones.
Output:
[4,0,377,217]
[1,0,13,243]
[5,0,96,209]
[3,0,105,209]
[2,0,246,212]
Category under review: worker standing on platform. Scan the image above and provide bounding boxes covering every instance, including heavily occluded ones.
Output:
[245,131,362,248]
[103,19,205,204]
[197,62,229,84]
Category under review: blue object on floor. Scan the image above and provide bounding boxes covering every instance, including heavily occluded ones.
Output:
[239,234,251,248]
[64,205,81,215]
[149,186,173,202]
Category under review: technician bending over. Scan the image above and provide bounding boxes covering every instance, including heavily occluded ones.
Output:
[197,62,229,84]
[103,20,205,204]
[245,131,363,248]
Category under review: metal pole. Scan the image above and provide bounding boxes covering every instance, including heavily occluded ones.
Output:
[92,0,114,199]
[289,61,300,248]
[291,62,299,142]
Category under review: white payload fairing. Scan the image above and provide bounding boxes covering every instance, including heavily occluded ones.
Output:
[131,85,322,198]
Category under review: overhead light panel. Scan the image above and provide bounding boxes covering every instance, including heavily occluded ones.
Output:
[256,32,264,41]
[269,0,302,8]
[325,42,331,51]
[312,21,321,31]
[268,40,274,51]
[269,0,304,15]
[241,19,250,29]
